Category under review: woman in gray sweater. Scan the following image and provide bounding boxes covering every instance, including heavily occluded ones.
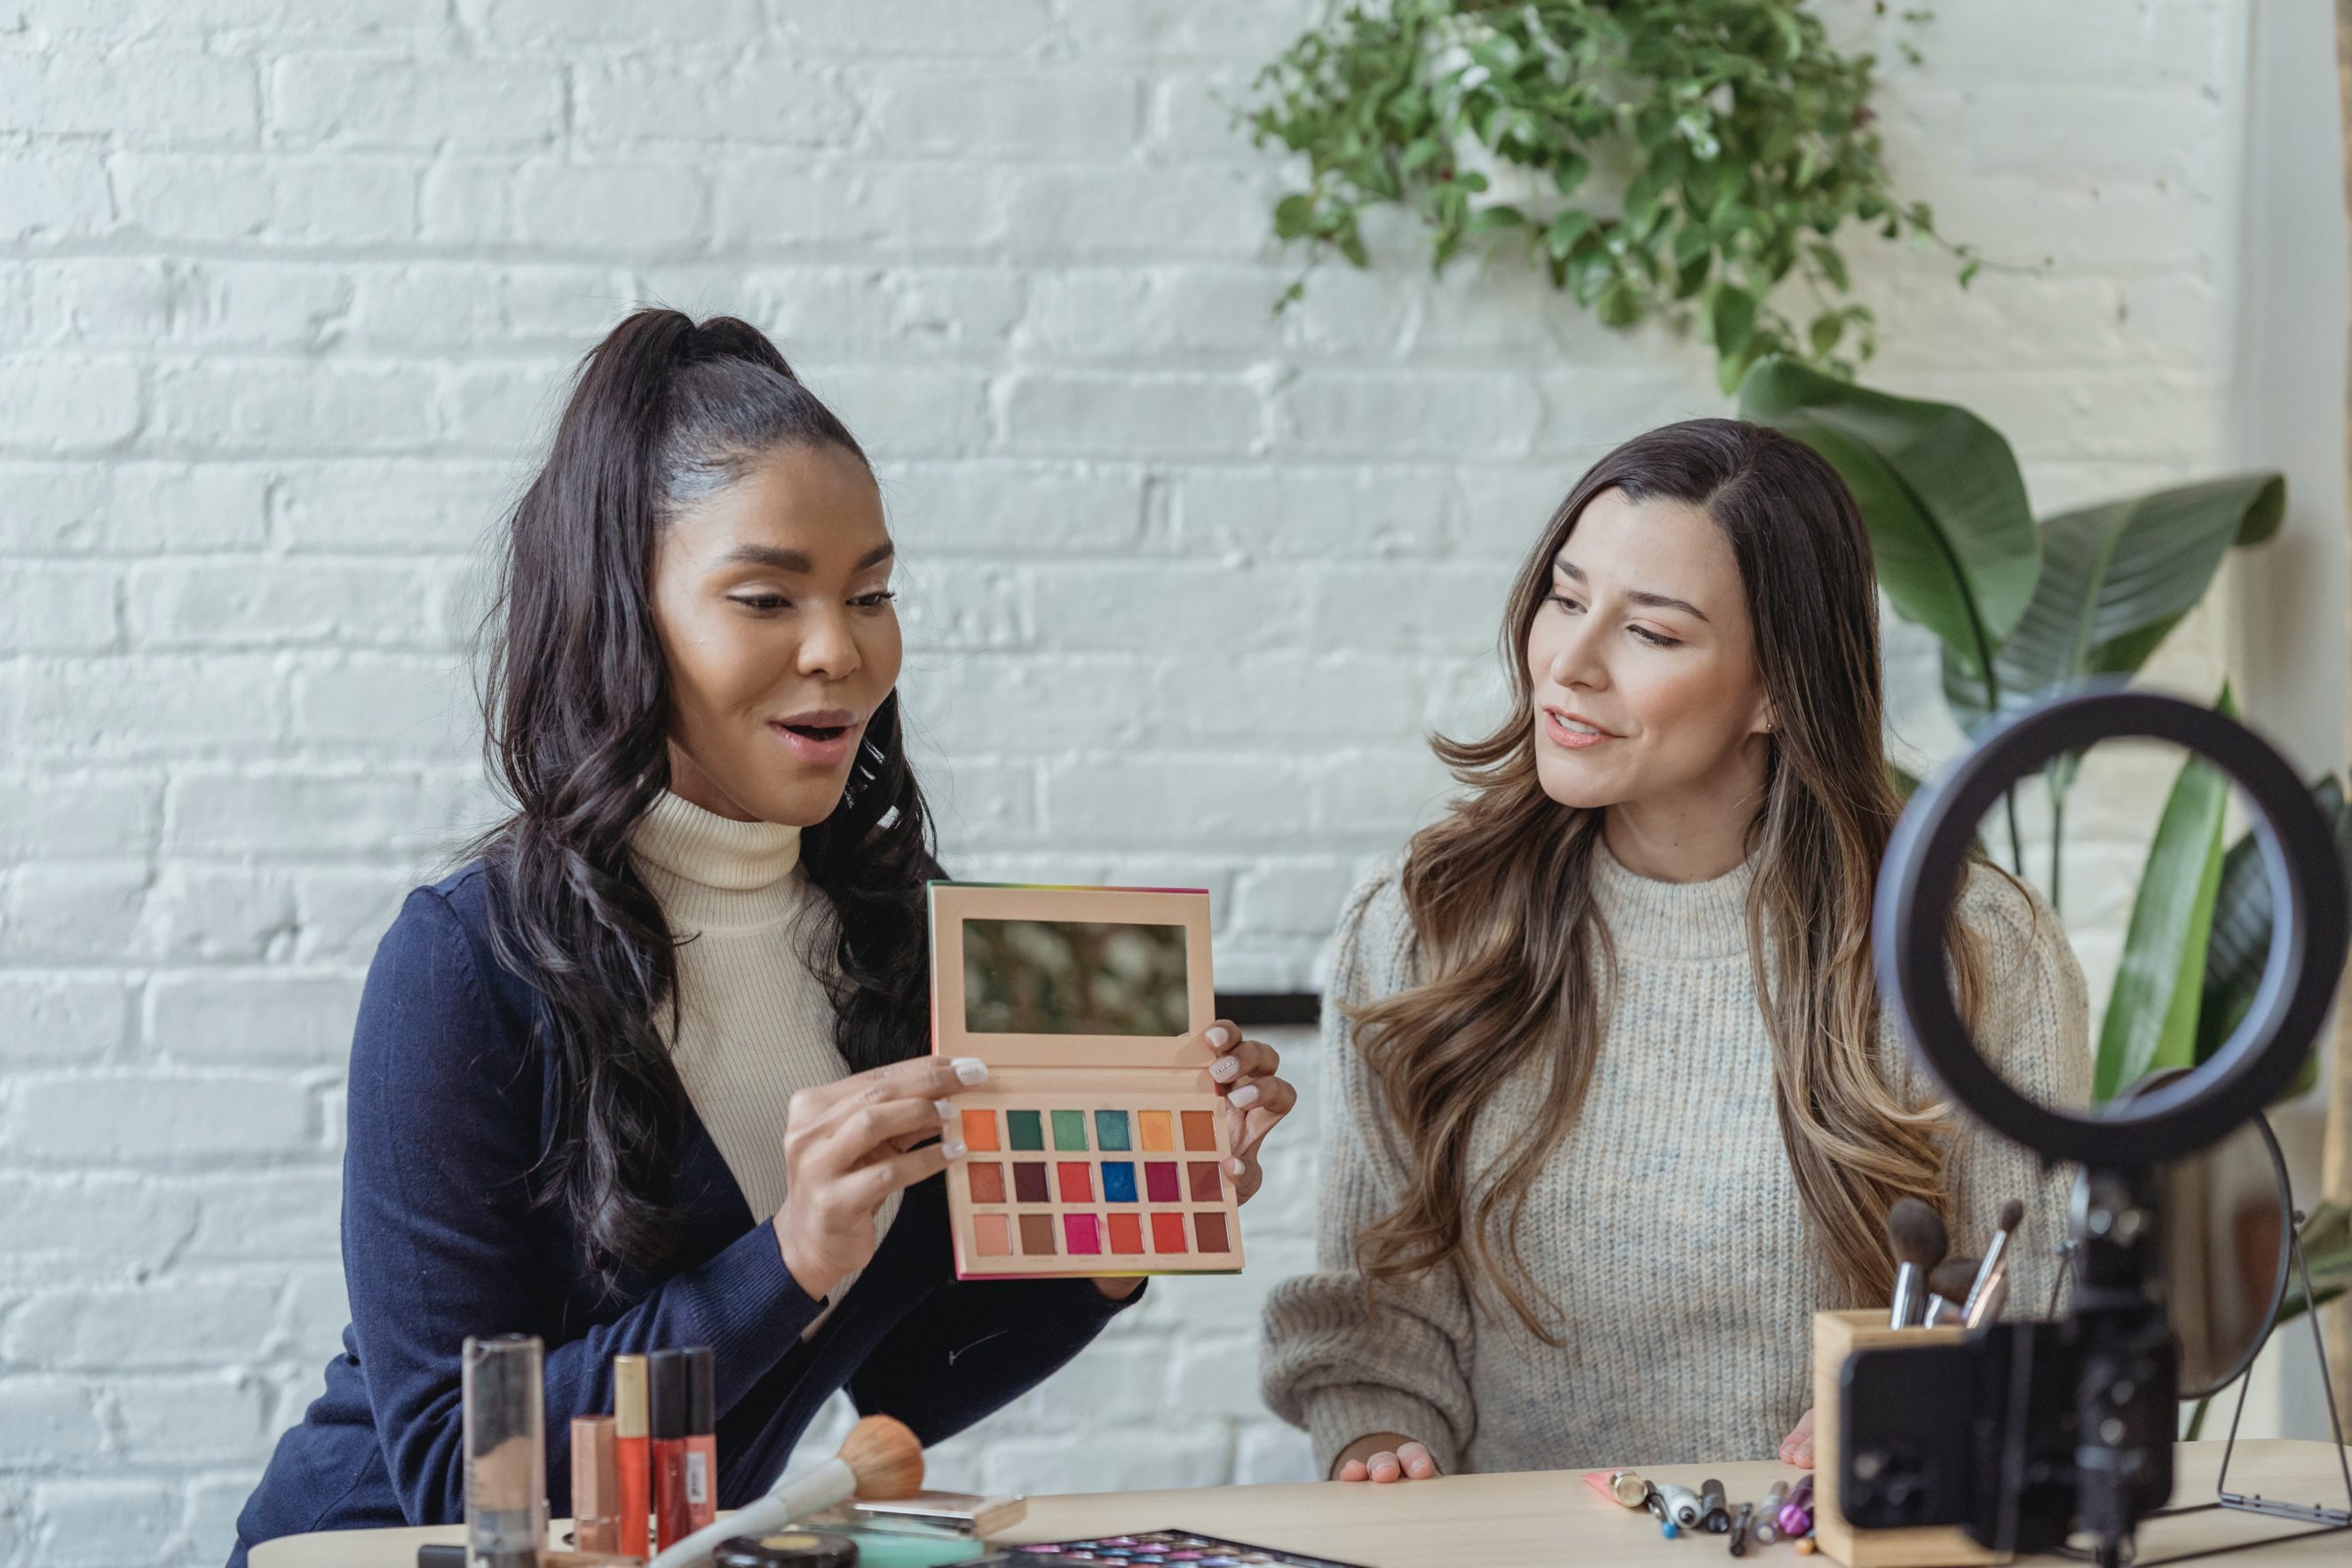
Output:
[1260,419,2088,1484]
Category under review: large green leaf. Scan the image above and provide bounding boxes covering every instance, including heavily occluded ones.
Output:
[1942,474,2285,731]
[1738,358,2041,693]
[2197,775,2352,1098]
[2095,688,2237,1102]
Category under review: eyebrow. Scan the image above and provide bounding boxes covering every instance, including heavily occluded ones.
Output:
[1553,556,1710,622]
[721,542,895,573]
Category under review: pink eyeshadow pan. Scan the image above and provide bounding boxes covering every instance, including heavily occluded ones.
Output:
[1064,1213,1102,1255]
[974,1214,1011,1256]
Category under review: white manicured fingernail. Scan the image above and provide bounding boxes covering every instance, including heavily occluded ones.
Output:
[933,1099,954,1120]
[1210,1056,1239,1082]
[943,1137,967,1160]
[953,1057,988,1084]
[1230,1082,1260,1108]
[1208,1025,1234,1048]
[1227,1157,1245,1176]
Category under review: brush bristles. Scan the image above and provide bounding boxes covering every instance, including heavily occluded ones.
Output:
[1928,1256,1979,1302]
[1887,1197,1948,1267]
[838,1414,925,1501]
[1997,1199,2025,1233]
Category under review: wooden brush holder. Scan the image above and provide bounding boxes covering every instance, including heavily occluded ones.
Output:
[1811,1309,2010,1568]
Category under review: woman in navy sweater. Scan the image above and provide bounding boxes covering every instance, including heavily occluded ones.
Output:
[230,311,1296,1564]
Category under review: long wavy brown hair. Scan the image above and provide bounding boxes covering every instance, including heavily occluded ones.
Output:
[1354,418,1991,1341]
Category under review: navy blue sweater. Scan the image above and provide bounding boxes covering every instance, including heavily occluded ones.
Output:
[231,863,1136,1564]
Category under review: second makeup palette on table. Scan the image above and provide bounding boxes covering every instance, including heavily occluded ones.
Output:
[931,883,1244,1279]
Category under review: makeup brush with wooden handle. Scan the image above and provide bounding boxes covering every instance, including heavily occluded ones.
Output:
[1886,1197,1948,1328]
[645,1414,923,1568]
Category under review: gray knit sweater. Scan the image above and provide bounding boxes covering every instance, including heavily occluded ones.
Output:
[1260,838,2090,1478]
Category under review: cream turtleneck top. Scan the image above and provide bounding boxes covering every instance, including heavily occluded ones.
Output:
[1262,835,2089,1476]
[630,790,899,1313]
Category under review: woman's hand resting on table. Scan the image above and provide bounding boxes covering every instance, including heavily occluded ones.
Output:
[1334,1433,1441,1484]
[1090,1019,1298,1303]
[775,1054,990,1301]
[1779,1407,1817,1469]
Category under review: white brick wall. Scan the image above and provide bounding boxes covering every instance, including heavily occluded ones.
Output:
[0,3,2295,1564]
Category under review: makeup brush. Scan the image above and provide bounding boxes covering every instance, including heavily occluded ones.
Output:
[1924,1256,1980,1326]
[1962,1199,2025,1326]
[645,1415,923,1568]
[1886,1197,1948,1327]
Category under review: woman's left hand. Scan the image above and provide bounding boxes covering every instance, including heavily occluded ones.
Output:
[1778,1407,1816,1469]
[1090,1018,1297,1301]
[1204,1018,1295,1205]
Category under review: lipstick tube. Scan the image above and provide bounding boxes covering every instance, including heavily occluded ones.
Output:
[649,1349,691,1551]
[685,1346,717,1534]
[614,1352,650,1558]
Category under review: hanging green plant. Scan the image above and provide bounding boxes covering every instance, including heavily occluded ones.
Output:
[1246,0,1984,391]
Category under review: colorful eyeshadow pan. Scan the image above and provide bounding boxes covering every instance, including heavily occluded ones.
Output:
[1051,1110,1089,1151]
[1064,1214,1102,1255]
[1012,1162,1049,1203]
[1006,1110,1044,1151]
[960,1109,1000,1152]
[1108,1213,1144,1254]
[1057,1161,1093,1203]
[1101,1160,1136,1202]
[1094,1110,1131,1150]
[1144,1161,1179,1202]
[1182,1110,1216,1151]
[1188,1160,1223,1202]
[1009,1531,1370,1568]
[1138,1111,1175,1151]
[1151,1212,1188,1253]
[974,1214,1010,1256]
[968,1162,1005,1203]
[1019,1214,1057,1255]
[1195,1212,1230,1253]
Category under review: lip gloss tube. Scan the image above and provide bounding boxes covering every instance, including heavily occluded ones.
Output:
[570,1414,620,1554]
[649,1349,691,1550]
[614,1352,650,1558]
[685,1346,717,1533]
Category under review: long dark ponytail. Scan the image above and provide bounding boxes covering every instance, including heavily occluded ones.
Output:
[471,307,937,1287]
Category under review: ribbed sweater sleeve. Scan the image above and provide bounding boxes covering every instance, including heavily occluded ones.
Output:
[1258,864,1477,1478]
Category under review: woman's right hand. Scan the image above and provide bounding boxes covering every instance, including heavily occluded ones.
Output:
[1333,1433,1441,1484]
[773,1054,987,1301]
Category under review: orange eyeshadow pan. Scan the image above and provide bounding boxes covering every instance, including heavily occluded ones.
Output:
[1181,1111,1216,1151]
[960,1109,1001,1152]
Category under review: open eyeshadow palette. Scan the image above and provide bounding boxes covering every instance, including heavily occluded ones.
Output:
[984,1531,1370,1566]
[931,882,1242,1280]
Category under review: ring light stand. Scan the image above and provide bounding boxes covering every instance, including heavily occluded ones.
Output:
[1844,688,2351,1568]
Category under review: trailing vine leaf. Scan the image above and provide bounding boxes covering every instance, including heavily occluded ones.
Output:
[1245,0,1981,385]
[2094,687,2237,1103]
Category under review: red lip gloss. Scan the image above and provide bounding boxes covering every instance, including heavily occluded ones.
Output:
[685,1346,717,1534]
[613,1353,650,1558]
[649,1349,691,1551]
